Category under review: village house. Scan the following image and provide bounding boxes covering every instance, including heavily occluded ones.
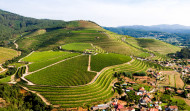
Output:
[135,92,143,96]
[119,107,135,111]
[127,81,136,85]
[125,87,134,92]
[139,87,146,93]
[116,104,124,110]
[147,81,156,86]
[165,105,178,111]
[153,72,162,79]
[91,104,110,110]
[186,93,190,99]
[176,90,184,95]
[185,86,190,90]
[140,97,152,105]
[147,108,158,111]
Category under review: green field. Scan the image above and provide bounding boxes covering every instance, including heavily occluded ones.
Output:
[0,47,18,64]
[22,51,70,62]
[28,53,79,72]
[26,55,96,86]
[23,58,168,108]
[125,38,181,55]
[16,21,152,57]
[91,53,132,72]
[61,43,93,52]
[0,76,11,83]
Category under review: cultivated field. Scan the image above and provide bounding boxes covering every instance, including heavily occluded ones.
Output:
[26,55,96,86]
[158,71,184,88]
[23,58,169,107]
[16,20,153,57]
[0,47,18,64]
[91,53,132,72]
[22,51,70,62]
[126,38,181,55]
[61,43,93,52]
[28,53,79,72]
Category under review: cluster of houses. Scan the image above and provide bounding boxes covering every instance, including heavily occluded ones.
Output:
[90,57,190,111]
[91,86,178,111]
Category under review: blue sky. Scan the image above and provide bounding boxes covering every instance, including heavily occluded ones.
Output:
[0,0,190,27]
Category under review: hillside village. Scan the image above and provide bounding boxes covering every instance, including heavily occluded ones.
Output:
[90,57,190,111]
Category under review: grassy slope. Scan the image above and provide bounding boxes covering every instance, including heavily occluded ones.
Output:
[91,53,132,72]
[125,37,181,55]
[26,55,96,86]
[0,47,18,64]
[61,43,93,52]
[28,53,79,72]
[22,51,70,62]
[16,21,151,57]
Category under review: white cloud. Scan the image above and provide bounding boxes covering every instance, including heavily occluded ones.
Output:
[0,0,190,26]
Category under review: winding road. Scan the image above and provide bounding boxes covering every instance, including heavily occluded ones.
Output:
[0,65,6,74]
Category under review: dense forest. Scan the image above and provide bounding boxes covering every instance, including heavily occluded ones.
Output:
[0,9,78,40]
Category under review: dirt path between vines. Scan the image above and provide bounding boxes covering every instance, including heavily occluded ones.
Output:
[22,56,134,87]
[87,55,97,73]
[13,40,18,49]
[0,65,6,74]
[21,54,83,85]
[18,51,35,62]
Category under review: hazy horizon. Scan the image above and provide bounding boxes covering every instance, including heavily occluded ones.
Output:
[1,0,190,27]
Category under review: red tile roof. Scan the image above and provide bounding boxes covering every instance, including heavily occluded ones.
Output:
[126,87,134,90]
[169,105,178,110]
[148,108,158,111]
[139,87,145,91]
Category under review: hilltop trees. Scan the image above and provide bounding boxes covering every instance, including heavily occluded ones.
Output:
[0,9,78,41]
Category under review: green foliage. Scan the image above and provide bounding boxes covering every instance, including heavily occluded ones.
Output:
[61,43,94,52]
[125,90,141,104]
[122,72,132,79]
[160,94,171,103]
[15,66,26,79]
[170,47,190,59]
[91,53,132,72]
[23,58,157,108]
[170,98,188,110]
[28,52,79,72]
[133,71,147,76]
[26,55,96,86]
[0,9,78,40]
[22,51,70,62]
[0,47,18,64]
[0,84,51,110]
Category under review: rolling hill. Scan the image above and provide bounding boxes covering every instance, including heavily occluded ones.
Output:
[0,9,184,109]
[0,47,19,64]
[124,37,181,55]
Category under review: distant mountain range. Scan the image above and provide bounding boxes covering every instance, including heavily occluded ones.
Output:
[118,24,190,33]
[104,24,190,46]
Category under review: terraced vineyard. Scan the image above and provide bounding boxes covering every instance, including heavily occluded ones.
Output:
[23,58,169,107]
[0,47,18,64]
[91,53,132,72]
[61,43,94,52]
[21,51,70,62]
[150,53,171,61]
[26,55,96,86]
[28,53,79,72]
[125,37,181,55]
